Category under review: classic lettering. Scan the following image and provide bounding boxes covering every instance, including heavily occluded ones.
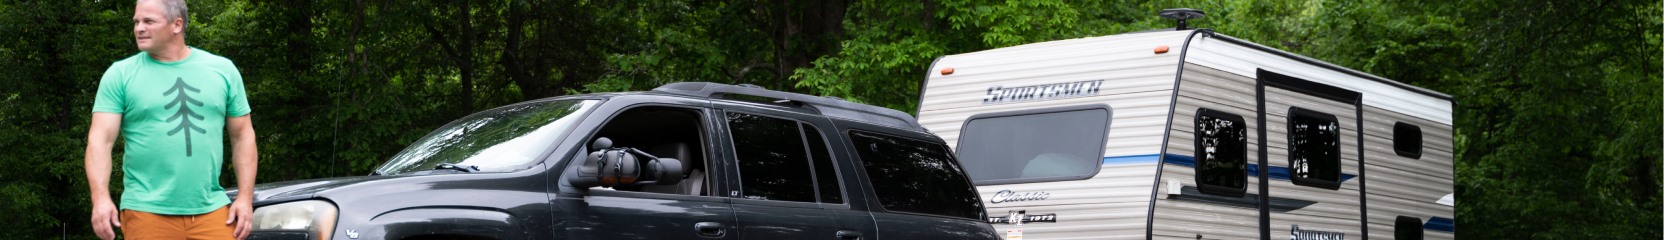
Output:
[982,80,1104,104]
[989,190,1051,204]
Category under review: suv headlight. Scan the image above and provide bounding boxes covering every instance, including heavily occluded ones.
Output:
[252,200,338,240]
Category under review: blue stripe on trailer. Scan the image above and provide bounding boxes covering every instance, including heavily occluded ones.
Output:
[1101,154,1164,165]
[1158,154,1356,182]
[1424,217,1455,232]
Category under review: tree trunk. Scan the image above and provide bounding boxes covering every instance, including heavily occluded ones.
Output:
[458,0,475,112]
[500,0,540,100]
[764,0,847,90]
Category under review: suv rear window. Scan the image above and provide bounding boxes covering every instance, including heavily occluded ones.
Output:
[956,107,1109,185]
[849,131,983,220]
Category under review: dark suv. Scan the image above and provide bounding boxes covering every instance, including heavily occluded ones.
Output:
[242,82,997,240]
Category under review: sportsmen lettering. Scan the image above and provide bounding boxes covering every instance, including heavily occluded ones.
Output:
[1290,225,1345,240]
[982,80,1104,104]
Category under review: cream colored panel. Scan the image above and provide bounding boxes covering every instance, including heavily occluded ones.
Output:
[921,31,1190,112]
[1152,63,1265,240]
[1185,33,1453,125]
[1361,106,1456,240]
[985,163,1162,239]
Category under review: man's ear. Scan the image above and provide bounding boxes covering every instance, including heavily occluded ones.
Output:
[172,18,184,34]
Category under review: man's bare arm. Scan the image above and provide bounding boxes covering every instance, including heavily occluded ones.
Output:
[85,112,122,240]
[225,115,257,201]
[225,115,258,239]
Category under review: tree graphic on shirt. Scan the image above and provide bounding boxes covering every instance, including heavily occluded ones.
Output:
[163,77,206,156]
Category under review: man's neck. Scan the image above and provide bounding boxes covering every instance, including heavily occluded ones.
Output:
[147,44,191,63]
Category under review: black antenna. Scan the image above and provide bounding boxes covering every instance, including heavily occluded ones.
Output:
[1159,8,1207,30]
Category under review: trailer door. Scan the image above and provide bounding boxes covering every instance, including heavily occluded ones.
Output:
[1254,69,1366,240]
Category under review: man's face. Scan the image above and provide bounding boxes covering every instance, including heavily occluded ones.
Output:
[132,1,177,52]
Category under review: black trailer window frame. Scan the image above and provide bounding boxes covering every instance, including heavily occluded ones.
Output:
[1393,122,1423,159]
[1194,108,1248,197]
[1395,216,1425,240]
[1287,107,1342,190]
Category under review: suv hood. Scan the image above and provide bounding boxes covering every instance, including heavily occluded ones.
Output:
[229,175,403,205]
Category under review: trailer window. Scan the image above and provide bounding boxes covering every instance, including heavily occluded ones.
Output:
[1395,216,1424,240]
[1288,107,1342,189]
[1195,108,1247,196]
[1394,122,1422,159]
[956,107,1109,185]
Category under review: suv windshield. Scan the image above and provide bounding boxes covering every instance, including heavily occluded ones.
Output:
[375,99,598,175]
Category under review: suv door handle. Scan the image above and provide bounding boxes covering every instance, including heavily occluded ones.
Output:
[836,230,863,239]
[694,222,726,237]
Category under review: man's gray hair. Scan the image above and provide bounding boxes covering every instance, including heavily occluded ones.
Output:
[138,0,189,32]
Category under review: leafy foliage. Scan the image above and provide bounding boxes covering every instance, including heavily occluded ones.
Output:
[0,0,1657,239]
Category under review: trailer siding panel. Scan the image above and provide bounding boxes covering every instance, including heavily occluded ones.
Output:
[918,30,1193,239]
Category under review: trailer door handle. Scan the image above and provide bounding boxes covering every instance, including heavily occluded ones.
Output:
[694,222,726,237]
[836,230,863,239]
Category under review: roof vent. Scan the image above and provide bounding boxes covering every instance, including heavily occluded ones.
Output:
[1159,8,1206,30]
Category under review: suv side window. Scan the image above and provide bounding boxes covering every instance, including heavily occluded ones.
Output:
[848,131,983,220]
[727,112,842,203]
[587,106,711,196]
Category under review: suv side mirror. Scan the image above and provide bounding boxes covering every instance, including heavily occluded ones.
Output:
[567,137,685,191]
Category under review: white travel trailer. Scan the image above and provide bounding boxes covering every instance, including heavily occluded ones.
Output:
[915,9,1455,240]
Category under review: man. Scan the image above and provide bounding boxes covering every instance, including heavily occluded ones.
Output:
[85,0,258,239]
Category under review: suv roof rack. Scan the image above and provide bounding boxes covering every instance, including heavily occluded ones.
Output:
[652,82,923,131]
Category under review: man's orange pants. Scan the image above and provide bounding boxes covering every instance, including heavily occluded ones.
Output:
[120,206,235,240]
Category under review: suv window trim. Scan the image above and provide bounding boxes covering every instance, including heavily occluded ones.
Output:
[954,104,1112,186]
[799,123,848,204]
[729,197,853,210]
[590,189,731,203]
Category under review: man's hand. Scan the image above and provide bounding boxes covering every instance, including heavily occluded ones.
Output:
[227,200,253,240]
[90,201,121,240]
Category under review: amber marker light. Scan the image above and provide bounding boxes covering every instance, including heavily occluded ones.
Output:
[940,67,956,75]
[1155,45,1171,54]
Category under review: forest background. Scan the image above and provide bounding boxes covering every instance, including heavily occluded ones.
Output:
[1,0,1659,238]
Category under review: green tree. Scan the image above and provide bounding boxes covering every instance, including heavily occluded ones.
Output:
[1435,0,1662,237]
[1,0,1658,239]
[0,0,135,238]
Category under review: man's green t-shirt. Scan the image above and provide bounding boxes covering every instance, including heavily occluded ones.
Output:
[92,47,251,215]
